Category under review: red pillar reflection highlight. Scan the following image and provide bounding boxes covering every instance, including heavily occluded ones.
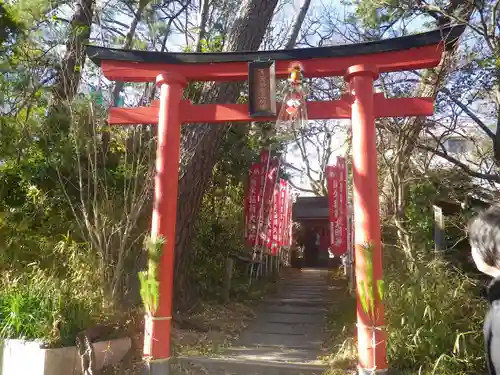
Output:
[345,65,387,374]
[143,72,186,362]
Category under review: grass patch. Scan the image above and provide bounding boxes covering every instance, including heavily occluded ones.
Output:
[385,249,487,375]
[0,268,100,347]
[322,249,487,375]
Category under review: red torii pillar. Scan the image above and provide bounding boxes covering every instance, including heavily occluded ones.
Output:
[142,73,186,369]
[86,25,462,375]
[345,65,386,373]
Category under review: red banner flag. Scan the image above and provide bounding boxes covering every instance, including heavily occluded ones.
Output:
[336,156,348,254]
[277,180,287,247]
[286,196,293,246]
[281,182,289,246]
[246,163,262,246]
[261,157,279,247]
[281,189,294,248]
[244,179,249,240]
[259,150,270,246]
[260,149,270,165]
[270,182,281,255]
[327,164,344,256]
[244,169,252,240]
[266,187,273,250]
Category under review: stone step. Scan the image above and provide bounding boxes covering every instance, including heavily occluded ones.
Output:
[278,286,329,291]
[277,294,328,299]
[260,312,325,324]
[265,298,326,306]
[261,305,327,315]
[237,332,324,348]
[176,356,328,375]
[251,322,323,336]
[276,294,327,301]
[221,346,324,363]
[277,288,328,294]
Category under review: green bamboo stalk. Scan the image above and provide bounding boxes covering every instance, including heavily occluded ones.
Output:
[358,242,385,323]
[139,235,166,315]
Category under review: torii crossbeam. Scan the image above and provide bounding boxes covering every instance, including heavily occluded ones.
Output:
[87,25,464,375]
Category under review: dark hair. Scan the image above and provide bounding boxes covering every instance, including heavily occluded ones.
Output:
[468,205,500,267]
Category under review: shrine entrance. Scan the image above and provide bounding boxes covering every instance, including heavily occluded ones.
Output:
[87,25,463,375]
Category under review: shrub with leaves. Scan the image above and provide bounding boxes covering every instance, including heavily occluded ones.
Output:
[385,249,486,375]
[0,267,99,347]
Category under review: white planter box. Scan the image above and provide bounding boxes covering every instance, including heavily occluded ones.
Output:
[0,337,131,375]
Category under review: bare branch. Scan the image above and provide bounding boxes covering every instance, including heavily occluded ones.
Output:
[416,144,500,183]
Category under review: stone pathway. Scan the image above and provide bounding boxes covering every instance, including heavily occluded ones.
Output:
[177,268,330,375]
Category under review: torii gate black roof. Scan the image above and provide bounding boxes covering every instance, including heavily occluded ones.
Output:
[86,26,464,66]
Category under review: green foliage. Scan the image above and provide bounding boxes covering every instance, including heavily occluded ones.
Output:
[186,123,276,299]
[405,178,439,250]
[0,255,101,347]
[189,183,246,298]
[383,169,485,374]
[326,247,486,375]
[347,0,405,30]
[385,249,486,374]
[405,168,475,251]
[198,35,224,53]
[0,1,23,48]
[139,236,165,314]
[0,95,154,342]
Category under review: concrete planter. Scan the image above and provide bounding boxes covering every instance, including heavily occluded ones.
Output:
[0,337,131,375]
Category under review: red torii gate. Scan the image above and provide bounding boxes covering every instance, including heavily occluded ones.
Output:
[87,25,463,375]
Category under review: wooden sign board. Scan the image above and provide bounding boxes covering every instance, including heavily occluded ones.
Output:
[248,61,277,118]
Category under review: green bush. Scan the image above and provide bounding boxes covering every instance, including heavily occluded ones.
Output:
[0,267,99,347]
[0,236,106,347]
[385,249,486,375]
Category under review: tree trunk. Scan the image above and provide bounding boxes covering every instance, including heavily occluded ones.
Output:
[494,86,500,163]
[174,0,278,310]
[194,0,211,52]
[111,0,152,105]
[45,0,94,147]
[284,0,311,49]
[52,0,94,104]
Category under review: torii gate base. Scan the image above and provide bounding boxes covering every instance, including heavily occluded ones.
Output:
[87,26,462,375]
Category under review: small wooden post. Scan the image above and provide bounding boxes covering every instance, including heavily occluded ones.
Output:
[433,205,446,252]
[223,257,234,303]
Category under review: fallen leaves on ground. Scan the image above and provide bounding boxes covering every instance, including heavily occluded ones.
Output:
[101,280,276,375]
[172,301,257,356]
